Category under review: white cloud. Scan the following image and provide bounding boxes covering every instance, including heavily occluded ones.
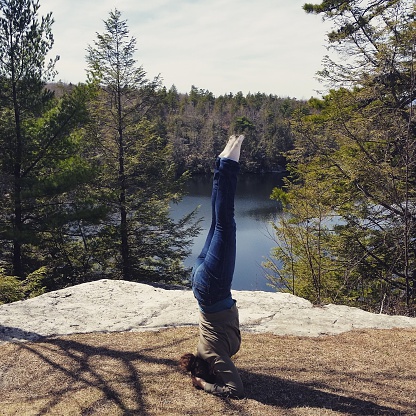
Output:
[39,0,331,98]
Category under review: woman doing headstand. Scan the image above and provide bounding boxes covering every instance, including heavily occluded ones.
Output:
[180,134,245,399]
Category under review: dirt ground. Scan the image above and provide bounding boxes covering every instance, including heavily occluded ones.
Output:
[0,327,415,415]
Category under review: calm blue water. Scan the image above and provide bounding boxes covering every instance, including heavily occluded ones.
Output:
[170,173,284,292]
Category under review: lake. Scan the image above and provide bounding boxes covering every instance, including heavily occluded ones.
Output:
[170,173,284,292]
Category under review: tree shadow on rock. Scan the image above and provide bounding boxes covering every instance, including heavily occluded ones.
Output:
[0,325,43,343]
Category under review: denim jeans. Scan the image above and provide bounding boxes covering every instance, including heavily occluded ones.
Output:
[191,157,240,306]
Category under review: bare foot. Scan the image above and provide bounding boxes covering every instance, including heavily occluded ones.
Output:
[219,135,244,162]
[219,135,236,159]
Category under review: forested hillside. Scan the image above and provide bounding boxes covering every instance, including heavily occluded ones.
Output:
[50,82,306,175]
[155,86,307,174]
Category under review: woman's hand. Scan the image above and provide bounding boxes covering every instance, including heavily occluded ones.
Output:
[191,376,207,390]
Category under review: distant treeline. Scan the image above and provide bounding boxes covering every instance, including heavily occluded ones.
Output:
[51,82,308,175]
[157,86,309,174]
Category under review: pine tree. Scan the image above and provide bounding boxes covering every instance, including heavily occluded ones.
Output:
[266,0,416,312]
[86,9,200,283]
[0,0,96,286]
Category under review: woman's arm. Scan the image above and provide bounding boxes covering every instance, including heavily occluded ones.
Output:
[192,376,206,389]
[195,355,245,399]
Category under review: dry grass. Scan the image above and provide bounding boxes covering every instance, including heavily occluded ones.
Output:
[0,327,415,416]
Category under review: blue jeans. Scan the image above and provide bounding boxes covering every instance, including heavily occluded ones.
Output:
[191,157,240,306]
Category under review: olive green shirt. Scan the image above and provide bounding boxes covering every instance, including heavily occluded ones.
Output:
[196,302,245,398]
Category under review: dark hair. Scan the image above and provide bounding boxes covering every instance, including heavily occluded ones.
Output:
[179,353,216,383]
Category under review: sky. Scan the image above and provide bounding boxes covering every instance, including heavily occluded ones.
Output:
[39,0,332,100]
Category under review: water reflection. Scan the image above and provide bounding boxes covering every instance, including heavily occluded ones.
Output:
[171,173,284,292]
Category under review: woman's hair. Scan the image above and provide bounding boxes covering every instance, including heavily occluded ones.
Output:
[179,353,216,383]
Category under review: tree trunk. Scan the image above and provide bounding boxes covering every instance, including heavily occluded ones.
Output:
[11,37,23,278]
[117,83,130,281]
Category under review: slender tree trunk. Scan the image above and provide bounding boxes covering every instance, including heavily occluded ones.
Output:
[10,27,23,278]
[404,41,415,307]
[117,83,130,281]
[119,149,130,280]
[12,125,23,278]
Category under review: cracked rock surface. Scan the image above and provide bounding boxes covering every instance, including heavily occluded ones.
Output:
[1,279,416,343]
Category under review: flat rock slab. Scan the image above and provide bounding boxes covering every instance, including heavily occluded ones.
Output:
[1,279,416,343]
